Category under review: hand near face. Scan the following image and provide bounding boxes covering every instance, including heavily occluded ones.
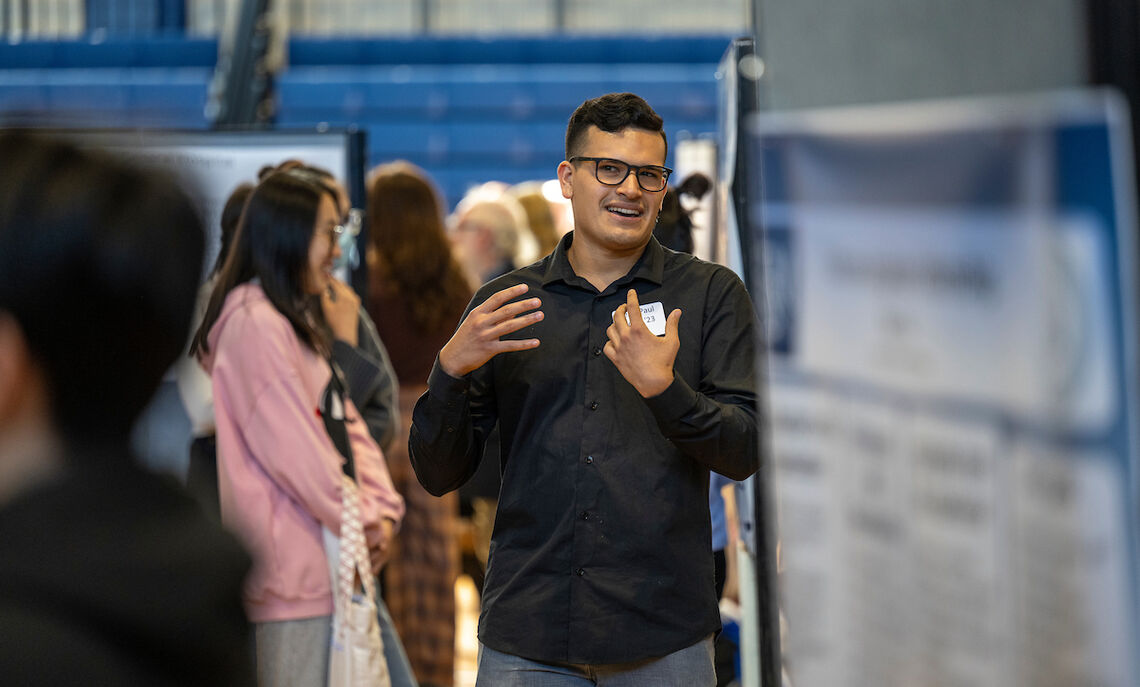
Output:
[604,289,681,398]
[438,283,542,378]
[321,279,361,347]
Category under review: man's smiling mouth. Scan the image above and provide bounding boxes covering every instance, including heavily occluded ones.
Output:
[607,205,642,218]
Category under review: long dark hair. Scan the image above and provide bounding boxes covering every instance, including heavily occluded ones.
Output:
[211,182,253,276]
[191,170,333,357]
[366,161,470,333]
[260,159,340,201]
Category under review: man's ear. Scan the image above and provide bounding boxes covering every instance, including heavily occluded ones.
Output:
[0,313,35,426]
[557,160,574,200]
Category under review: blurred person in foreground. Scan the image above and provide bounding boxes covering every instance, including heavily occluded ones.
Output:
[0,131,253,684]
[367,160,473,687]
[410,92,760,686]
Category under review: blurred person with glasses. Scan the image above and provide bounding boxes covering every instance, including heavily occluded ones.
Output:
[449,184,529,291]
[409,93,761,687]
[258,161,402,456]
[192,169,405,686]
[255,160,418,686]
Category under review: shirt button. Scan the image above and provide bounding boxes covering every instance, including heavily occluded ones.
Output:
[579,511,589,520]
[589,401,599,410]
[585,455,594,464]
[592,347,602,357]
[576,568,585,577]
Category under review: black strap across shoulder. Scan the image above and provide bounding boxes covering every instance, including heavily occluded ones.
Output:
[320,360,356,481]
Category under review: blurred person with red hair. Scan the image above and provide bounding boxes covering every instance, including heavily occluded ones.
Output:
[367,160,473,687]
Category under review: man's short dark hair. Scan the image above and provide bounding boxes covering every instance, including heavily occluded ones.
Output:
[0,131,205,445]
[565,92,667,160]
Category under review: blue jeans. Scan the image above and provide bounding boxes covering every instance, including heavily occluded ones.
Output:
[377,592,419,687]
[475,636,715,687]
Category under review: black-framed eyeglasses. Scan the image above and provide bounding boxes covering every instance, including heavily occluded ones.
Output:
[570,157,673,192]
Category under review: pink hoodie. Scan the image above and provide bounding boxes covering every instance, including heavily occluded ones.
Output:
[201,283,404,623]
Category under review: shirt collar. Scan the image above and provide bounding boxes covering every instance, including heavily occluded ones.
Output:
[541,232,665,291]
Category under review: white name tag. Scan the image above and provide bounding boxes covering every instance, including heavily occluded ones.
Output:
[613,301,667,336]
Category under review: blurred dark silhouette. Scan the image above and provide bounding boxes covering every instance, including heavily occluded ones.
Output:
[0,130,253,685]
[653,171,712,254]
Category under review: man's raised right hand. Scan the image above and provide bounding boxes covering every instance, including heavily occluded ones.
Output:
[438,283,542,378]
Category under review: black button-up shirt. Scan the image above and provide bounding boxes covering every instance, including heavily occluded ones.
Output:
[410,233,759,665]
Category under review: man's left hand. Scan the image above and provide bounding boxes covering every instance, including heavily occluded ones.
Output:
[604,289,681,398]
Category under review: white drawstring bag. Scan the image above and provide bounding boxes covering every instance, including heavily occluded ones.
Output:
[324,473,390,687]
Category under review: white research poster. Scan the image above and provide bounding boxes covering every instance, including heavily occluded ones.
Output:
[749,90,1140,687]
[78,130,354,277]
[68,130,359,478]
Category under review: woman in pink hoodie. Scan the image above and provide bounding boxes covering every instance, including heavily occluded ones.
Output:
[191,170,405,685]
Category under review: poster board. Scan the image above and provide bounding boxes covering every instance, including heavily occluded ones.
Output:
[750,90,1140,687]
[75,129,365,279]
[65,129,366,478]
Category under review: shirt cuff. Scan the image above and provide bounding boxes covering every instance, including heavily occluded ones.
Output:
[428,356,472,397]
[642,373,698,427]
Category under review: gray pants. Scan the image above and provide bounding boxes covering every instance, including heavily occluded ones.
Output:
[255,616,331,687]
[254,600,419,687]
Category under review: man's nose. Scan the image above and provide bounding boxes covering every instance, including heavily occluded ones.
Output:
[616,170,642,196]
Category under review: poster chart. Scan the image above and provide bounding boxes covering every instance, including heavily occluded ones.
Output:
[75,130,359,277]
[749,90,1140,687]
[64,129,363,478]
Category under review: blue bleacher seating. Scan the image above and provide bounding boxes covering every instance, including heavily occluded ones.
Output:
[0,36,731,207]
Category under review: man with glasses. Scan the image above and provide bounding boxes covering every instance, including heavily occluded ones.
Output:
[410,92,760,686]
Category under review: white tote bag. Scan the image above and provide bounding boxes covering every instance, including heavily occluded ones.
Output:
[324,474,390,687]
